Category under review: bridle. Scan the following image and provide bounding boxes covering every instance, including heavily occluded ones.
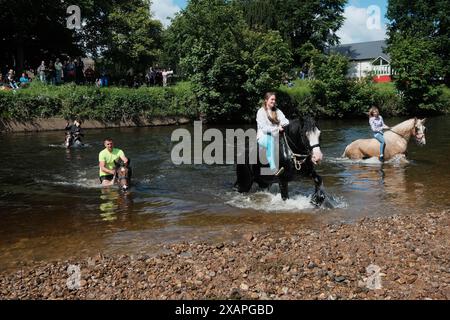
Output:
[387,122,425,143]
[283,132,320,171]
[116,167,129,182]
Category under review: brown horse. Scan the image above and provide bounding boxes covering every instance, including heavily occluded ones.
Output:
[342,118,426,160]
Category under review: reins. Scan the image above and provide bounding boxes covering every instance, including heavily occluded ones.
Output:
[283,133,311,171]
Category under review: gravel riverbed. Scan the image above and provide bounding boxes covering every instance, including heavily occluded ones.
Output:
[1,210,448,300]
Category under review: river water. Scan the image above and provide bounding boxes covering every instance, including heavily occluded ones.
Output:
[1,116,449,270]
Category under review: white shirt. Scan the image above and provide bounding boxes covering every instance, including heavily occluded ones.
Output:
[256,107,289,140]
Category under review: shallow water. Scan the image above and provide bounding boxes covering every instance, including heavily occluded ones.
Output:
[0,116,449,270]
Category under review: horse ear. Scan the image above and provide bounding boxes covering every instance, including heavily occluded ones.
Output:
[421,118,426,123]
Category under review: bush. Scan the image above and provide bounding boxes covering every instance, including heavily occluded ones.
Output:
[0,81,196,123]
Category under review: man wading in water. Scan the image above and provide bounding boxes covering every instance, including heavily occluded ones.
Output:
[98,138,129,186]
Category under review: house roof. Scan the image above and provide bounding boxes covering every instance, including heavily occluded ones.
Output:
[330,40,390,61]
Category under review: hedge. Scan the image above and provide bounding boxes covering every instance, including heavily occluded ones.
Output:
[0,81,197,123]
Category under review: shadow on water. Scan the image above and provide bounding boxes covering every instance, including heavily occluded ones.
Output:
[0,116,449,270]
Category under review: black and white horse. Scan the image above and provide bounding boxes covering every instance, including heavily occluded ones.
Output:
[235,116,326,206]
[64,131,83,148]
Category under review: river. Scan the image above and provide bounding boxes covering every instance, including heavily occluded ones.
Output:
[0,116,449,270]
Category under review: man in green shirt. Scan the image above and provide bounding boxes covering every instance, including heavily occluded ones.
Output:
[98,138,129,186]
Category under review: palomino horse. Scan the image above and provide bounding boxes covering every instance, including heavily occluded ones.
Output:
[235,117,326,206]
[343,118,426,160]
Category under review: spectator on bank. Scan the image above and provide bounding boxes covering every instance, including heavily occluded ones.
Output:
[26,68,35,82]
[66,59,76,82]
[99,70,108,87]
[19,72,30,87]
[55,58,63,84]
[48,61,56,85]
[0,73,6,88]
[84,66,96,85]
[7,69,19,89]
[146,67,156,86]
[37,61,46,83]
[162,69,173,87]
[75,59,85,84]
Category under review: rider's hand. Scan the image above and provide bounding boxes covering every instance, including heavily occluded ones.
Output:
[279,126,284,133]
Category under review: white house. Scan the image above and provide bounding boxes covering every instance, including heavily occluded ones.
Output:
[331,40,393,82]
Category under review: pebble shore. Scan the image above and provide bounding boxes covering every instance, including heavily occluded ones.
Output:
[1,210,448,300]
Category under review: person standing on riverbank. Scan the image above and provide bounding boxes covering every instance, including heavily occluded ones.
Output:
[37,61,46,83]
[369,106,390,162]
[99,138,129,186]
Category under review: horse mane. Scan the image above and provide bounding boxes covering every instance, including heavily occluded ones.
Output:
[390,118,416,136]
[285,116,318,153]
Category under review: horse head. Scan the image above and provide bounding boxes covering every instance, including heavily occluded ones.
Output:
[115,159,131,191]
[64,131,72,148]
[285,116,323,165]
[413,118,427,146]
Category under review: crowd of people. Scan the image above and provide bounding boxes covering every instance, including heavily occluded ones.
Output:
[1,58,175,91]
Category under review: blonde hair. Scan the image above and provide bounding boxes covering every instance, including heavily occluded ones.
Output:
[263,92,279,125]
[368,106,379,117]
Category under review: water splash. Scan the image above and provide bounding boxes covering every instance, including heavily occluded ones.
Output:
[35,175,102,189]
[48,143,91,148]
[326,155,408,166]
[226,191,314,212]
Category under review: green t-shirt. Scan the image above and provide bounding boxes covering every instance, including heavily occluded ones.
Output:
[98,148,125,176]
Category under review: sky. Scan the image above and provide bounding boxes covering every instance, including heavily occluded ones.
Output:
[151,0,388,44]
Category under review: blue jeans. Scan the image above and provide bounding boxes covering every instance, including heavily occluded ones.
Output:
[258,134,276,170]
[374,132,385,157]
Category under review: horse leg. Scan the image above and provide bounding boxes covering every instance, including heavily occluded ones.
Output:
[311,170,325,207]
[279,178,289,201]
[235,164,253,193]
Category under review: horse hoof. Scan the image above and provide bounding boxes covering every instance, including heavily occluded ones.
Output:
[311,192,326,207]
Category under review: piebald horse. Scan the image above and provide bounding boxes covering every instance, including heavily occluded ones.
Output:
[343,118,427,160]
[235,117,326,206]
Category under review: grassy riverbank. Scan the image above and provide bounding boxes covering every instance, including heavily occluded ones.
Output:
[1,210,448,300]
[1,81,449,128]
[0,82,197,124]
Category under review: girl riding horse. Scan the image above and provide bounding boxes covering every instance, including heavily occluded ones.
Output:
[368,107,390,161]
[256,92,289,176]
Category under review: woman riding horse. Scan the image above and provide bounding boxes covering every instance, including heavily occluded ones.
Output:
[235,92,325,206]
[343,118,427,161]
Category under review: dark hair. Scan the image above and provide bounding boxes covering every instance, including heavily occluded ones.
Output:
[104,138,113,143]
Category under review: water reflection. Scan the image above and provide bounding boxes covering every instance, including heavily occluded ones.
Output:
[346,163,408,203]
[99,188,134,221]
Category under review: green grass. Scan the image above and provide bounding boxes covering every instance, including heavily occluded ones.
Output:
[278,79,311,98]
[373,81,396,93]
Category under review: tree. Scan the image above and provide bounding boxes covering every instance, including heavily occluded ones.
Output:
[236,0,346,64]
[388,35,443,113]
[309,53,351,117]
[387,0,450,84]
[387,0,449,112]
[78,0,163,76]
[165,0,292,121]
[0,0,81,72]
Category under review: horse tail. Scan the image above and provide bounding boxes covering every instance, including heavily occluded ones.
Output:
[342,145,350,158]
